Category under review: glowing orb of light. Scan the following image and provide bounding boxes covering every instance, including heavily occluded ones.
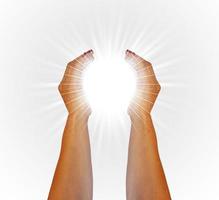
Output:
[83,56,136,114]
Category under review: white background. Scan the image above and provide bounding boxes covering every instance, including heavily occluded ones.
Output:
[0,0,219,199]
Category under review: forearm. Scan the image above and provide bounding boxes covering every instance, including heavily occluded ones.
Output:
[126,114,171,200]
[48,114,93,200]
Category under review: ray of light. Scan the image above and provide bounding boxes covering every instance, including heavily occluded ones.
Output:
[29,9,184,173]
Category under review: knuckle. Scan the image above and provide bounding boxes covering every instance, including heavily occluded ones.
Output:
[143,60,152,67]
[58,84,63,93]
[156,83,161,93]
[67,61,75,68]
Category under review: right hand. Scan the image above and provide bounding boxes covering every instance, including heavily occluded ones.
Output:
[125,50,161,118]
[58,50,94,118]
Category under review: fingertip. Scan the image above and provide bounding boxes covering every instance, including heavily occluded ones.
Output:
[126,49,135,55]
[126,49,132,56]
[85,49,94,55]
[125,49,135,62]
[125,50,130,60]
[80,49,93,62]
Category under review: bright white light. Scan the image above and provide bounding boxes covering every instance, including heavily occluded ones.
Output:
[83,55,136,114]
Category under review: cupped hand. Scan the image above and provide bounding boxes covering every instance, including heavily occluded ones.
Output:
[58,50,94,118]
[125,50,161,118]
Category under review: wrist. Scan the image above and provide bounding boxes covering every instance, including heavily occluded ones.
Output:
[68,112,90,124]
[129,113,155,135]
[129,112,151,125]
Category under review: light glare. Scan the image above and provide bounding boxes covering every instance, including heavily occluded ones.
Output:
[83,56,136,114]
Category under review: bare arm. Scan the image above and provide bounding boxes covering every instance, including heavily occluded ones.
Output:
[48,50,94,200]
[126,50,171,200]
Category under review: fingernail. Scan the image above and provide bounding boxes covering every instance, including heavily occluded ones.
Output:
[87,49,93,54]
[126,49,135,55]
[126,49,131,54]
[129,50,135,54]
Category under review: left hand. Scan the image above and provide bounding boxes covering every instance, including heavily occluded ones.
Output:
[58,50,94,118]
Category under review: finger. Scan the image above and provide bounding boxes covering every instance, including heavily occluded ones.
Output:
[83,49,94,63]
[125,49,152,71]
[61,72,82,84]
[64,63,83,76]
[130,50,151,68]
[125,50,160,84]
[67,49,94,71]
[61,50,94,83]
[125,49,136,66]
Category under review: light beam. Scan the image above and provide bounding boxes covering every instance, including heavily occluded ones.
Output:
[83,55,137,114]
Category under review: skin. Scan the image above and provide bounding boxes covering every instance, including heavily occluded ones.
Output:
[48,50,94,200]
[125,50,171,200]
[48,49,171,200]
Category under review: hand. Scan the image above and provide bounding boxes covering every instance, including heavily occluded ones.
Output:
[49,50,94,200]
[58,50,94,118]
[125,50,161,118]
